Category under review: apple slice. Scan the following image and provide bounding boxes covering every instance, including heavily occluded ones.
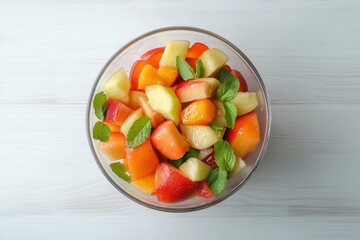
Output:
[138,95,165,128]
[229,157,246,178]
[231,92,258,116]
[199,48,228,77]
[197,147,214,161]
[128,91,146,109]
[179,157,212,181]
[175,78,220,103]
[197,180,214,199]
[159,40,190,67]
[104,68,131,100]
[155,163,199,203]
[180,124,220,150]
[151,121,189,160]
[104,99,133,126]
[145,85,181,125]
[120,108,144,137]
[211,100,227,127]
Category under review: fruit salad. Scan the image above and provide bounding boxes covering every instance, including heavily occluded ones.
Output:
[91,40,260,203]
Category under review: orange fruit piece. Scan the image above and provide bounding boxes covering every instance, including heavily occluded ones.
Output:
[226,111,260,158]
[131,174,156,195]
[141,47,165,69]
[128,91,147,109]
[130,60,146,91]
[104,122,120,132]
[158,66,178,86]
[125,138,159,180]
[138,64,166,90]
[180,99,215,125]
[186,42,209,59]
[99,132,126,160]
[151,120,189,160]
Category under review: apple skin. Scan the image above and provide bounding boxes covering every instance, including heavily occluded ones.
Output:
[155,163,199,203]
[145,85,181,125]
[175,78,220,103]
[104,99,133,126]
[226,111,260,158]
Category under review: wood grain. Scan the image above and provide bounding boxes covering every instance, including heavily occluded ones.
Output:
[1,0,360,239]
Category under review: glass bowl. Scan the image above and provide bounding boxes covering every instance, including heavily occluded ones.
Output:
[86,26,271,212]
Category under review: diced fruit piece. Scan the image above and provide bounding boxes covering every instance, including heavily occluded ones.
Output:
[120,108,144,136]
[199,48,228,77]
[131,174,156,195]
[197,180,214,198]
[104,99,133,126]
[211,100,227,127]
[104,68,131,100]
[179,157,212,181]
[138,96,165,128]
[231,92,258,116]
[141,47,164,68]
[128,91,147,109]
[155,163,198,203]
[125,138,159,180]
[223,64,232,72]
[198,147,214,160]
[158,66,178,86]
[99,132,126,160]
[226,111,260,158]
[104,122,120,132]
[229,157,246,178]
[151,121,189,160]
[175,78,220,103]
[130,60,146,90]
[145,85,181,125]
[186,58,197,69]
[231,69,248,92]
[202,151,217,168]
[138,64,166,90]
[186,42,209,59]
[181,99,215,125]
[180,124,220,150]
[159,40,190,67]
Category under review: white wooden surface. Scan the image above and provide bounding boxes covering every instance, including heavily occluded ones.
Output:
[1,0,360,239]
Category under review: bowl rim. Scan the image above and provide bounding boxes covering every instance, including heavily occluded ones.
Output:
[86,26,272,212]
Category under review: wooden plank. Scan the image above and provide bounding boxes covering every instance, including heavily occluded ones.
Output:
[1,0,360,104]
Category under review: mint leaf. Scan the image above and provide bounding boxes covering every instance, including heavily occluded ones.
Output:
[207,168,227,194]
[214,140,236,172]
[93,91,107,120]
[176,56,195,80]
[127,116,152,148]
[217,78,240,102]
[222,101,237,129]
[93,121,111,142]
[218,67,236,83]
[210,123,224,133]
[110,162,131,183]
[195,59,204,78]
[169,147,198,168]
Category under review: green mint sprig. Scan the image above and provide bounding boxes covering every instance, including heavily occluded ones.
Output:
[127,116,152,148]
[93,91,107,120]
[110,162,131,183]
[93,121,111,142]
[176,56,204,80]
[207,139,236,194]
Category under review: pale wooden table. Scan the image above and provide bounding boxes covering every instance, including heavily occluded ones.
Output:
[1,0,360,239]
